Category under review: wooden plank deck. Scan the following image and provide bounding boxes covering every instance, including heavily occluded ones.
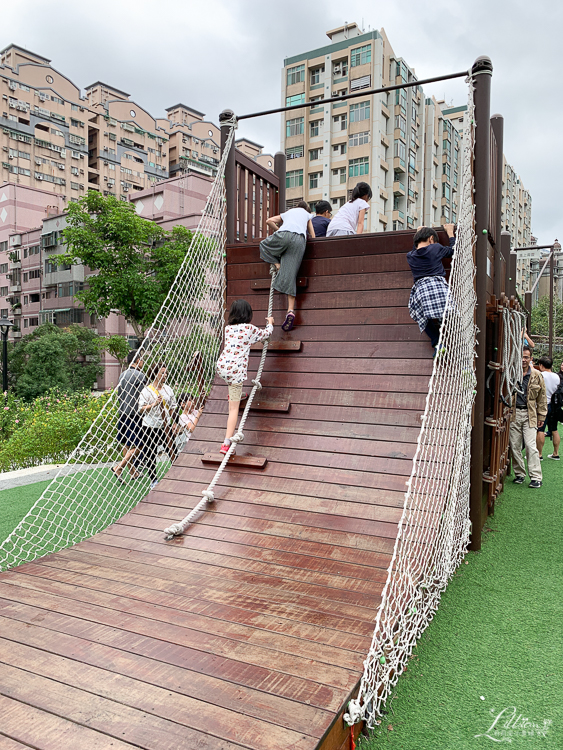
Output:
[0,230,434,750]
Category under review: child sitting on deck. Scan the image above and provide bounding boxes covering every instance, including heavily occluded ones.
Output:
[407,224,456,355]
[259,201,315,332]
[216,300,274,454]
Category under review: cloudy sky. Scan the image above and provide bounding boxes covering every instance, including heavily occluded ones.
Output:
[3,0,560,244]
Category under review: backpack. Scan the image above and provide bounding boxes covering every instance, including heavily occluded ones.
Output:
[551,379,563,422]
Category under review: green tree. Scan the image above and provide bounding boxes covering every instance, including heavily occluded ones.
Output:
[9,322,103,398]
[101,334,130,372]
[59,192,203,339]
[530,295,563,337]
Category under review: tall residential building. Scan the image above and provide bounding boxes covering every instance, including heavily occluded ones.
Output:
[281,23,463,232]
[0,43,273,387]
[502,158,532,247]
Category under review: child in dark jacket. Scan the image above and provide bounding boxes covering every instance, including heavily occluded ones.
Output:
[407,224,456,353]
[311,200,332,238]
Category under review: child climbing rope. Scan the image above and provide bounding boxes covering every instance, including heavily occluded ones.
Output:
[407,224,456,355]
[216,299,274,454]
[326,182,372,237]
[259,200,315,332]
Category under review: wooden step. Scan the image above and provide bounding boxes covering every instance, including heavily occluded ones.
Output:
[250,340,302,351]
[240,398,291,412]
[201,453,268,468]
[251,277,308,290]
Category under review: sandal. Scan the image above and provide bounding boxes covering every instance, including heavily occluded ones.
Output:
[111,467,123,483]
[281,311,295,332]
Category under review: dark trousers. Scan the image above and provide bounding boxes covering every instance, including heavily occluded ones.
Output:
[142,426,166,482]
[424,318,442,348]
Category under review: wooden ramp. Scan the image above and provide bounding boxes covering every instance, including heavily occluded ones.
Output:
[0,232,434,750]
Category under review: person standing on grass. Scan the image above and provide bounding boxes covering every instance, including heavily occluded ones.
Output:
[326,182,372,237]
[509,347,547,488]
[112,349,146,482]
[406,223,456,356]
[259,201,315,332]
[536,356,562,460]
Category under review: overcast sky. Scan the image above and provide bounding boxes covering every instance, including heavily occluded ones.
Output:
[3,0,560,244]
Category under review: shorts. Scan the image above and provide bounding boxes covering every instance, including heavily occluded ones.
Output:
[117,414,144,447]
[228,383,243,401]
[538,405,557,433]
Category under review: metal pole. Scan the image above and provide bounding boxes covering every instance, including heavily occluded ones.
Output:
[490,115,504,299]
[469,55,493,553]
[273,151,286,214]
[502,231,511,297]
[2,331,7,393]
[549,246,555,359]
[219,109,236,245]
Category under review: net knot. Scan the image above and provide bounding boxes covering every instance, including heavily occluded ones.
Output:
[230,432,244,444]
[202,490,215,503]
[251,378,262,390]
[163,522,183,538]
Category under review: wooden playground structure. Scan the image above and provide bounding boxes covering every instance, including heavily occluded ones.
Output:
[0,57,528,749]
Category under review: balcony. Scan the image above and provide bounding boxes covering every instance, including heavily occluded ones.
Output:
[393,157,406,173]
[379,213,388,225]
[381,103,390,118]
[9,284,21,293]
[8,260,21,270]
[392,210,405,221]
[12,331,22,339]
[379,188,388,201]
[393,180,405,196]
[380,158,389,172]
[380,133,390,148]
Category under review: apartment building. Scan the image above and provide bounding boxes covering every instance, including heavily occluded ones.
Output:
[281,23,464,232]
[503,158,532,247]
[0,44,274,387]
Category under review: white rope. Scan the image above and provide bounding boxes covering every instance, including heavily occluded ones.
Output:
[501,307,525,401]
[163,265,277,538]
[0,125,237,572]
[345,80,478,728]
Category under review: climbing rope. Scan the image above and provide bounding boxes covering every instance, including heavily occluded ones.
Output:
[500,306,525,401]
[163,265,278,539]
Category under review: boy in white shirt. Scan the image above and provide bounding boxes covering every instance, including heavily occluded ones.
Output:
[536,355,561,460]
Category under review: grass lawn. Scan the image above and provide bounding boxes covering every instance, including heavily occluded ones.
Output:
[360,428,563,749]
[0,480,51,546]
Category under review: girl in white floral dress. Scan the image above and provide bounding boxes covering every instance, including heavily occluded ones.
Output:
[216,299,274,454]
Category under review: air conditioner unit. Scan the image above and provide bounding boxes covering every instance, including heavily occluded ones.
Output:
[8,82,17,91]
[8,155,13,160]
[35,159,41,165]
[103,176,108,181]
[2,146,7,152]
[37,175,43,180]
[123,186,129,192]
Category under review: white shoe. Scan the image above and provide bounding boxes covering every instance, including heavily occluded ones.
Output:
[547,454,560,460]
[150,480,159,490]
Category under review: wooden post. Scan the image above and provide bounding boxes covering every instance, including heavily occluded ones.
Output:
[220,109,236,245]
[274,152,286,214]
[490,115,504,299]
[509,250,517,299]
[502,232,511,297]
[469,55,493,553]
[525,291,532,334]
[549,247,555,359]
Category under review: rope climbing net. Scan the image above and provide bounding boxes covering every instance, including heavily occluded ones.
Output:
[0,124,237,572]
[345,84,478,728]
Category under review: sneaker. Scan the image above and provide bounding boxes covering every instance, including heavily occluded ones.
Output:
[528,479,542,489]
[150,480,159,490]
[220,442,235,455]
[548,454,560,460]
[512,475,525,484]
[539,455,544,461]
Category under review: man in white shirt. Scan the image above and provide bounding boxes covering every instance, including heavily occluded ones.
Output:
[536,355,561,460]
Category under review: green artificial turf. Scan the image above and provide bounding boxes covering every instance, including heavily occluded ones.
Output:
[0,480,51,545]
[360,428,563,749]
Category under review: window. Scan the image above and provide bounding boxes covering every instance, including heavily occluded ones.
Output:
[394,114,407,135]
[286,145,304,159]
[332,167,346,184]
[28,317,39,327]
[350,75,371,91]
[395,89,407,112]
[286,169,303,189]
[410,129,417,149]
[443,162,451,178]
[393,220,404,231]
[29,294,40,303]
[332,60,349,78]
[0,264,7,274]
[443,138,451,154]
[351,44,371,67]
[24,295,28,305]
[310,67,324,85]
[309,119,323,137]
[27,269,41,280]
[408,150,416,175]
[309,148,322,161]
[349,157,369,177]
[45,258,61,274]
[24,319,28,328]
[309,172,322,189]
[333,142,347,155]
[287,64,305,86]
[442,183,451,200]
[0,242,7,253]
[57,281,83,298]
[333,114,347,130]
[349,101,370,122]
[0,287,7,297]
[443,205,450,221]
[394,141,406,160]
[286,117,304,138]
[286,93,306,107]
[349,131,369,147]
[332,196,346,208]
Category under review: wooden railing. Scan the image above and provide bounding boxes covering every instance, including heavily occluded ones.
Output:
[231,149,285,243]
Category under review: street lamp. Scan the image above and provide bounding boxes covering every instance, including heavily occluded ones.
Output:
[0,320,14,393]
